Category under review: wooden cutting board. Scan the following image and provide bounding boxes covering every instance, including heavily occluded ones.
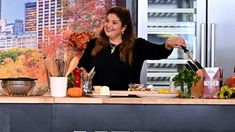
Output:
[110,91,150,96]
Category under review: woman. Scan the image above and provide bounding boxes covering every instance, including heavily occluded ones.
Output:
[78,6,186,90]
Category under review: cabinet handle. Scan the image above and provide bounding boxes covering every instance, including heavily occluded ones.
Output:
[200,23,206,67]
[211,23,216,67]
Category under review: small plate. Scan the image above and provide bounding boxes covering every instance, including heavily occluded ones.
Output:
[87,94,111,98]
[136,93,178,98]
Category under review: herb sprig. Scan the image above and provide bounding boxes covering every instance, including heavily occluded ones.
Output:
[173,69,201,89]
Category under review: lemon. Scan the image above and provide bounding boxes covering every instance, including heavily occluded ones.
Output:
[158,89,170,94]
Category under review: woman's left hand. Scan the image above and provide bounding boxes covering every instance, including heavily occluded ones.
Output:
[165,37,186,50]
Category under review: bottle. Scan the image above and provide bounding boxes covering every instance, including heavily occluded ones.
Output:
[224,66,235,88]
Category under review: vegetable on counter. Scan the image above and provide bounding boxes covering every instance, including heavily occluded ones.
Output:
[67,87,83,97]
[173,69,201,89]
[172,69,201,98]
[217,85,235,99]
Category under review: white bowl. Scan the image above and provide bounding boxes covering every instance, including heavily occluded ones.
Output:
[93,86,102,94]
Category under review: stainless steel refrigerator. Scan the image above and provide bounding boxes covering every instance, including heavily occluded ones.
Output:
[138,0,235,88]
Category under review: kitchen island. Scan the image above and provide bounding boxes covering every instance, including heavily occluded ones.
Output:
[1,96,235,132]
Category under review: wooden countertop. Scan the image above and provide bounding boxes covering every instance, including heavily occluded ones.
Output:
[0,96,54,103]
[0,90,234,104]
[1,95,235,105]
[54,97,235,105]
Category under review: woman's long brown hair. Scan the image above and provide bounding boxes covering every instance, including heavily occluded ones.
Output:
[91,6,136,64]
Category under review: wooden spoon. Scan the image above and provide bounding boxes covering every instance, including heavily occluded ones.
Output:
[44,57,56,77]
[64,53,74,76]
[65,56,79,77]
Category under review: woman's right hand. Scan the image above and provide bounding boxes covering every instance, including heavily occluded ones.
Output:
[165,37,186,50]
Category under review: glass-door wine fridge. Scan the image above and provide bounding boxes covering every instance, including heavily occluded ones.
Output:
[138,0,235,89]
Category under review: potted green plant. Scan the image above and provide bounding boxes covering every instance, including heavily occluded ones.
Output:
[173,69,201,98]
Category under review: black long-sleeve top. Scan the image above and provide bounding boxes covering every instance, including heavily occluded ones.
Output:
[78,38,173,90]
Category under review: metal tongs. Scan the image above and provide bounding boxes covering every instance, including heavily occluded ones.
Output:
[181,46,203,72]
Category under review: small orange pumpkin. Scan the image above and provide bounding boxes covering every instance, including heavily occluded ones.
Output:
[67,87,83,97]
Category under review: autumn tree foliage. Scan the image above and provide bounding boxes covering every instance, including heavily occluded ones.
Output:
[0,48,47,83]
[39,0,113,58]
[62,0,113,33]
[38,29,73,58]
